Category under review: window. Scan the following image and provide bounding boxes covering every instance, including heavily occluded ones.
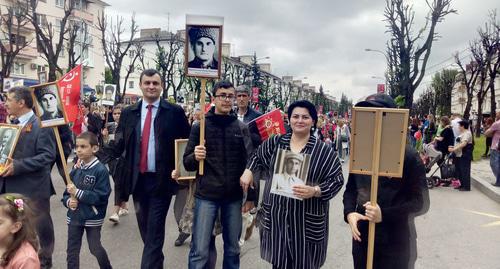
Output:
[129,50,135,58]
[11,62,25,75]
[37,65,46,73]
[55,0,65,8]
[57,43,65,57]
[55,19,63,32]
[72,0,84,10]
[36,14,47,27]
[128,81,134,89]
[37,39,45,53]
[10,34,26,46]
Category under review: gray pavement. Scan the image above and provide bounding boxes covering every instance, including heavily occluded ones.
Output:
[47,159,500,269]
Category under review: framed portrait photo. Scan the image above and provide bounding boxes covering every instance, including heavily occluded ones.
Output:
[101,84,116,106]
[185,14,224,79]
[31,82,68,128]
[175,139,196,180]
[270,149,311,200]
[0,124,21,173]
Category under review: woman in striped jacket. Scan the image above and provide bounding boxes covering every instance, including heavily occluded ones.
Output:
[240,100,344,269]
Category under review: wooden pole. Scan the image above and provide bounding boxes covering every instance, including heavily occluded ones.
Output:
[53,127,72,186]
[199,78,206,175]
[366,110,383,269]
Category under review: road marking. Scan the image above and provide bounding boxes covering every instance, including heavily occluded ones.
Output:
[462,209,500,227]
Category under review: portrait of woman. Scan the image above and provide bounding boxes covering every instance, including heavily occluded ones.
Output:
[32,82,67,127]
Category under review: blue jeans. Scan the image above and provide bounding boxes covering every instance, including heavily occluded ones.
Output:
[491,149,500,185]
[189,198,242,269]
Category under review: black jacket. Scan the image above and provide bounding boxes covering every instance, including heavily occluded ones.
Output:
[183,109,254,201]
[343,145,428,248]
[97,99,191,196]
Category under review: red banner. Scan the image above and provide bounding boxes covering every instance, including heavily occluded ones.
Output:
[377,84,385,94]
[252,87,259,103]
[251,109,286,141]
[58,65,82,122]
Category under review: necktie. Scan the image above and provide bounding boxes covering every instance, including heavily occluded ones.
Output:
[11,118,20,125]
[140,104,153,173]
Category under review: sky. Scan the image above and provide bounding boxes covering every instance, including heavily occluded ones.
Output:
[104,0,499,102]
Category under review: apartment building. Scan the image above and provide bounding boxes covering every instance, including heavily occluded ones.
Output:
[0,0,108,91]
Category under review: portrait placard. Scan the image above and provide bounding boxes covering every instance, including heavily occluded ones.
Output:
[185,14,224,79]
[175,139,196,180]
[349,107,409,177]
[101,84,116,106]
[31,82,68,128]
[0,125,21,173]
[270,149,311,200]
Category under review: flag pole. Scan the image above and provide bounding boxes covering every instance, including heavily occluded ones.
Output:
[199,78,206,175]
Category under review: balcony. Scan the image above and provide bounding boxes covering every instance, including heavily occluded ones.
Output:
[16,46,39,60]
[1,15,35,33]
[71,9,93,23]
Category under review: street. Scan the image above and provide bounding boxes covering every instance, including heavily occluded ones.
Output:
[49,161,500,269]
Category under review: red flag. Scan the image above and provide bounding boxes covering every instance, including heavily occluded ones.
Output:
[72,108,84,135]
[249,109,286,141]
[58,65,82,122]
[252,87,259,103]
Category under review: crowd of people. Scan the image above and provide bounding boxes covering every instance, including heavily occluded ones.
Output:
[0,68,466,269]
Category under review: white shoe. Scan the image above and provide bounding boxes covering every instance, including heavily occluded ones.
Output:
[118,208,129,216]
[109,213,119,223]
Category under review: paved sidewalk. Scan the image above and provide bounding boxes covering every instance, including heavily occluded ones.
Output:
[471,158,500,203]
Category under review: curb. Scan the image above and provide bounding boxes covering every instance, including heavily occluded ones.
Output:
[471,176,500,204]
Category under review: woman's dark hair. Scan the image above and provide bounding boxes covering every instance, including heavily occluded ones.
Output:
[440,116,450,126]
[0,194,39,266]
[287,100,318,134]
[458,120,469,129]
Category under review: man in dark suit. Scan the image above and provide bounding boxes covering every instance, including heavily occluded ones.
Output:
[0,86,57,269]
[98,69,190,269]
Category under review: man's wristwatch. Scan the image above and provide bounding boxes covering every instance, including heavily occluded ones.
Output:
[314,186,321,197]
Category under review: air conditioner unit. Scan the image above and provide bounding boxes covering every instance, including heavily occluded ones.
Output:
[30,63,37,70]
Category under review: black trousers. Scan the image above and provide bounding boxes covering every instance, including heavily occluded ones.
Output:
[133,173,173,269]
[32,198,55,266]
[67,225,111,269]
[456,157,471,190]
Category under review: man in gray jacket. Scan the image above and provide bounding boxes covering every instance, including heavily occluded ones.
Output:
[1,86,57,269]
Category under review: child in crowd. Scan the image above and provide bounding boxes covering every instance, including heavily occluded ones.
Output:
[62,132,112,269]
[102,105,129,224]
[0,194,39,269]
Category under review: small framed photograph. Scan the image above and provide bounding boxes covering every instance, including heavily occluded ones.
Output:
[31,82,68,128]
[0,124,21,173]
[102,84,116,106]
[270,149,311,200]
[175,139,196,180]
[185,15,224,79]
[38,71,47,84]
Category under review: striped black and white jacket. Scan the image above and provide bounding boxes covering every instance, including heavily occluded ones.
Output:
[247,133,344,269]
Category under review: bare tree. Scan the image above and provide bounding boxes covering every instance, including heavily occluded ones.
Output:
[122,42,143,101]
[455,52,480,120]
[480,10,500,118]
[66,21,91,71]
[97,12,139,100]
[23,0,76,81]
[0,4,32,89]
[153,31,184,100]
[384,0,456,108]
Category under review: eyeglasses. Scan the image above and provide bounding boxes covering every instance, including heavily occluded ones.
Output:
[214,94,235,101]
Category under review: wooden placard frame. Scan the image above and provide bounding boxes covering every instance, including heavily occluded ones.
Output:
[348,106,409,269]
[30,82,69,128]
[175,139,196,180]
[0,124,22,174]
[349,107,409,178]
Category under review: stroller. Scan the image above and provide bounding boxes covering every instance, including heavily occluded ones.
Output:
[420,143,456,189]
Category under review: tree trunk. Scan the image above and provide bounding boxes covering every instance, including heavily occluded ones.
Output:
[475,99,483,137]
[48,65,58,82]
[463,96,472,120]
[490,82,496,118]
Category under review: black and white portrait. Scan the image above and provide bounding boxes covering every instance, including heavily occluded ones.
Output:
[102,84,116,106]
[32,82,67,127]
[270,149,311,200]
[0,125,21,169]
[185,15,224,78]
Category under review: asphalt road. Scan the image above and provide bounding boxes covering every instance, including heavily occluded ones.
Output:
[47,161,500,269]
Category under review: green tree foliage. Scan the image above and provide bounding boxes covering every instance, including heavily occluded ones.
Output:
[431,69,458,116]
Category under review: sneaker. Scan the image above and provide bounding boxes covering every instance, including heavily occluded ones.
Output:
[109,213,119,224]
[118,208,129,216]
[174,232,190,247]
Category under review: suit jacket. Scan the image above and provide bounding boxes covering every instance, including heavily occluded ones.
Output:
[98,99,190,196]
[0,115,56,198]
